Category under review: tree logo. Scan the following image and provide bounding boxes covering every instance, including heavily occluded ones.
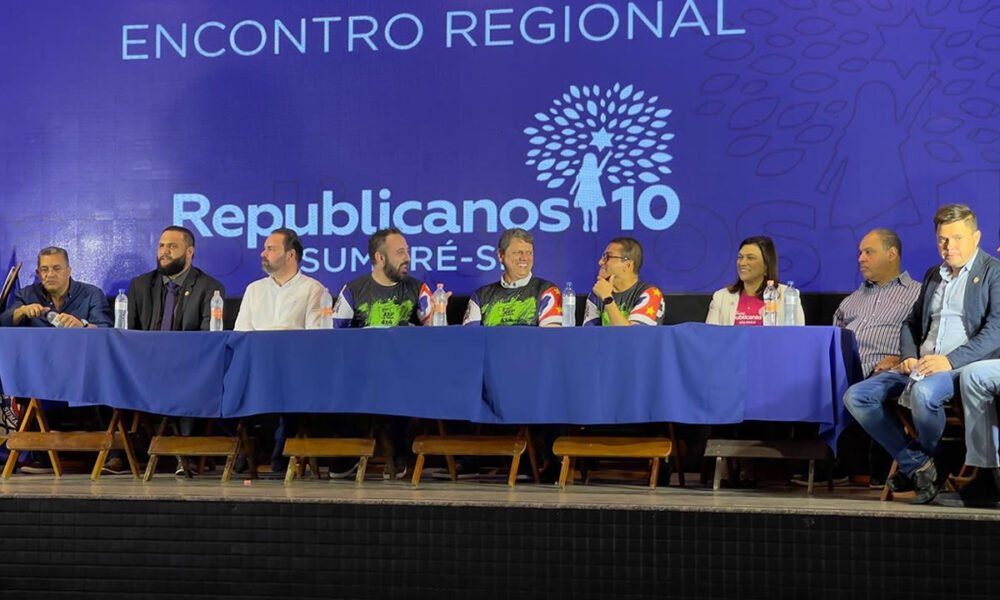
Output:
[525,83,675,232]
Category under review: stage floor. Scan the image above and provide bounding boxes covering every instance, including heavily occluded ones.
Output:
[3,471,998,521]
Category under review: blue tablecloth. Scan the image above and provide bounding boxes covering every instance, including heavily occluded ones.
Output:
[482,324,861,446]
[0,328,228,418]
[0,325,861,446]
[222,327,487,419]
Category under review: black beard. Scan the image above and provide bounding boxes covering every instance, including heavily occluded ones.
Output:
[157,256,187,277]
[384,261,408,283]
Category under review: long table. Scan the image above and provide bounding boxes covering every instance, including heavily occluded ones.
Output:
[0,324,862,446]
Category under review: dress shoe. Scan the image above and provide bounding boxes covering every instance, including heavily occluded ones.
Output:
[886,470,914,493]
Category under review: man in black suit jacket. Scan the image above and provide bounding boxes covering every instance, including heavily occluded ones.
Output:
[125,225,225,475]
[844,204,1000,504]
[127,226,225,331]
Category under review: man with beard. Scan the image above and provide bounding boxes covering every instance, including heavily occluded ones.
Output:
[127,226,225,331]
[234,228,325,473]
[333,228,433,328]
[125,225,225,475]
[1,246,111,328]
[583,237,665,326]
[234,228,325,331]
[462,228,562,327]
[330,228,434,479]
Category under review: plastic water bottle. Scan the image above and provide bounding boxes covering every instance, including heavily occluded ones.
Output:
[46,311,64,328]
[319,287,334,329]
[783,281,799,326]
[114,289,128,329]
[210,290,224,331]
[432,283,448,326]
[762,280,778,327]
[562,282,576,327]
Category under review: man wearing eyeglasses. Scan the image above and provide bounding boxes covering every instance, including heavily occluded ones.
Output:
[583,237,664,326]
[0,246,111,328]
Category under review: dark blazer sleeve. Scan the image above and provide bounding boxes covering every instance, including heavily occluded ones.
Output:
[899,267,934,360]
[947,255,1000,369]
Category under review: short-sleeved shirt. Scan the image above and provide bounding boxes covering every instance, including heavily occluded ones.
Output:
[583,279,664,326]
[333,274,431,328]
[733,293,764,326]
[463,275,562,327]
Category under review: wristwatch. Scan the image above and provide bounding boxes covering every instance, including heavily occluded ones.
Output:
[80,319,90,328]
[602,296,615,306]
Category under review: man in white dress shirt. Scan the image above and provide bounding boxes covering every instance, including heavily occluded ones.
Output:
[235,228,325,331]
[234,228,326,472]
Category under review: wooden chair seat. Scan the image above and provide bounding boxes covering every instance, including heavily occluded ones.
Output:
[704,439,830,493]
[552,436,673,489]
[411,434,527,487]
[282,437,376,485]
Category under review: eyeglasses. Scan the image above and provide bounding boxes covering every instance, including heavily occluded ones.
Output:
[600,253,629,262]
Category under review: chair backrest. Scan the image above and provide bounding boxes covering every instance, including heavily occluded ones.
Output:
[0,262,22,310]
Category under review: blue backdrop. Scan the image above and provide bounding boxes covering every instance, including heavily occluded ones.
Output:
[1,1,998,297]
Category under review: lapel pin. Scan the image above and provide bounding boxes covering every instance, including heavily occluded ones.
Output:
[185,290,191,296]
[973,276,980,284]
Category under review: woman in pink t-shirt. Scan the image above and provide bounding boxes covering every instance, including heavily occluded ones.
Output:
[705,235,805,326]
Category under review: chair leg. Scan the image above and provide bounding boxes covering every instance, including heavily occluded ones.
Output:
[806,460,815,494]
[356,456,369,484]
[143,454,159,482]
[411,454,426,487]
[649,457,660,490]
[284,457,298,485]
[507,453,522,488]
[558,456,571,489]
[713,456,723,491]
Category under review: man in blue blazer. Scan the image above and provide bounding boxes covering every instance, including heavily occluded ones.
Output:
[844,204,1000,504]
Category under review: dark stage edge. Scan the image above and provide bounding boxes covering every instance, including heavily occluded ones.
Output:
[1,481,998,600]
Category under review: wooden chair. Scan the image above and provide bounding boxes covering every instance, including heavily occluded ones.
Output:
[704,439,831,493]
[552,436,673,489]
[411,433,527,488]
[0,261,22,309]
[282,436,376,485]
[408,421,539,486]
[144,417,257,482]
[2,398,140,480]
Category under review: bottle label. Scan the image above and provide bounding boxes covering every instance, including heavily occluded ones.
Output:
[211,309,223,319]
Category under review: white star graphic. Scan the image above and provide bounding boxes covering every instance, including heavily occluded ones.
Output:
[590,127,613,152]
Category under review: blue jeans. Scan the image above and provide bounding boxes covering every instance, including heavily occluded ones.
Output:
[843,370,959,475]
[959,360,1000,468]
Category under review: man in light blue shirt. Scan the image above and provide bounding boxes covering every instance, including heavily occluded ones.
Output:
[844,205,1000,504]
